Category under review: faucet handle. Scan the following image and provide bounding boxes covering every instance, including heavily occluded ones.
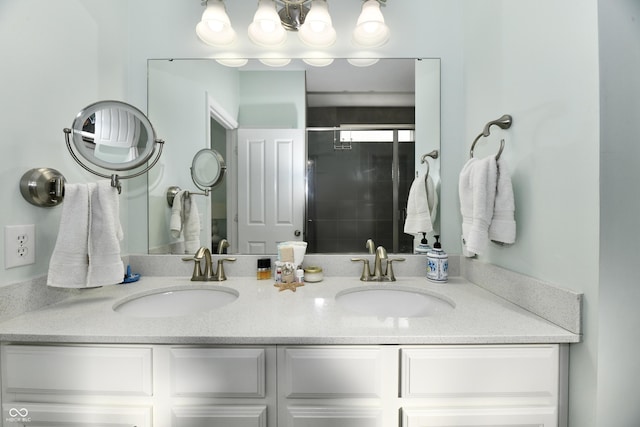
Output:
[182,256,204,280]
[213,257,237,281]
[351,258,372,281]
[386,258,406,281]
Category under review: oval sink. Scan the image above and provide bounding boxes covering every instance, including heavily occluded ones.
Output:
[113,286,238,318]
[335,285,454,318]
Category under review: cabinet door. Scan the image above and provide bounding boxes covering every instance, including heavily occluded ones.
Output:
[2,403,151,426]
[172,405,267,427]
[402,407,557,427]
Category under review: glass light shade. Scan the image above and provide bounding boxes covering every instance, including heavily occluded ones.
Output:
[259,57,292,67]
[196,0,237,47]
[216,58,249,67]
[347,58,380,67]
[248,0,287,47]
[303,57,335,67]
[298,0,336,48]
[352,0,390,48]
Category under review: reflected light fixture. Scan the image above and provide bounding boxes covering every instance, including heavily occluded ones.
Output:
[196,0,237,47]
[352,0,390,47]
[248,0,287,47]
[298,0,336,48]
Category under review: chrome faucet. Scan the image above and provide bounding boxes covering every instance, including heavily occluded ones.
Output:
[217,239,229,254]
[351,244,405,282]
[183,246,236,281]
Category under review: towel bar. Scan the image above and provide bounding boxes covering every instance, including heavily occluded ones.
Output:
[166,185,209,207]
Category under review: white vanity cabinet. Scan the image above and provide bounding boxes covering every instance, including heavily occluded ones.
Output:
[1,343,566,427]
[0,344,277,427]
[278,345,566,427]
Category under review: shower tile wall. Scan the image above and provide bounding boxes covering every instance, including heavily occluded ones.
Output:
[307,107,415,253]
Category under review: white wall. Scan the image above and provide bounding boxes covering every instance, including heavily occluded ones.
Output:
[461,2,600,426]
[597,0,640,425]
[0,0,130,286]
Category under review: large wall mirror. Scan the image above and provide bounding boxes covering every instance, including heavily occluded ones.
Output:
[147,58,440,255]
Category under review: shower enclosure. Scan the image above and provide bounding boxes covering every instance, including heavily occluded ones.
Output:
[306,126,415,254]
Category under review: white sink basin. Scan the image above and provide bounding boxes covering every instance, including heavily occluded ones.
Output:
[113,286,239,318]
[335,285,454,318]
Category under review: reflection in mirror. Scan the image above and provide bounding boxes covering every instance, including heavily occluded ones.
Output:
[147,58,440,255]
[191,149,226,191]
[71,100,156,171]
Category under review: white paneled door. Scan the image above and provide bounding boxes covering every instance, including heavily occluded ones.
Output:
[238,129,305,254]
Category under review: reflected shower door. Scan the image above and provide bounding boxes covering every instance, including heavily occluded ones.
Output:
[306,127,415,253]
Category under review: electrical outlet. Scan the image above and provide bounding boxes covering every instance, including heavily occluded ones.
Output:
[5,224,35,269]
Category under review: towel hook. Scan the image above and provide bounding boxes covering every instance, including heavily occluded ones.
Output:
[470,114,512,160]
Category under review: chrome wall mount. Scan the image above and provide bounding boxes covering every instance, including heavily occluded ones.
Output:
[20,168,66,207]
[419,149,439,179]
[470,114,513,160]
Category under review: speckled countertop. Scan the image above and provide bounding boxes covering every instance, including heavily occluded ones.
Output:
[0,275,580,344]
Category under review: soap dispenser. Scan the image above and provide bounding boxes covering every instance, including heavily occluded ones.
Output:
[415,232,432,254]
[426,235,448,283]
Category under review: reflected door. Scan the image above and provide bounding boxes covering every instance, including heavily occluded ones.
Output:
[237,129,305,254]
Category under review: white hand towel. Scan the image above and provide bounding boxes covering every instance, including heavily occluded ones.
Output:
[489,157,516,244]
[183,195,201,254]
[458,156,498,257]
[87,181,124,287]
[47,184,90,288]
[404,174,434,235]
[169,190,187,239]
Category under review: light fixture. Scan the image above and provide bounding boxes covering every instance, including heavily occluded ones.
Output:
[297,0,336,48]
[215,58,249,67]
[352,0,390,48]
[196,0,237,47]
[248,0,287,47]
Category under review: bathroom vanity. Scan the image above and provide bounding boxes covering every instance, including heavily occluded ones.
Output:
[0,260,580,427]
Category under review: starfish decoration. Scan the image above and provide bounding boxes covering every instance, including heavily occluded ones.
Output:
[274,281,305,292]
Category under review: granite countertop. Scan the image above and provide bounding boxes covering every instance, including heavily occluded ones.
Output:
[0,275,580,345]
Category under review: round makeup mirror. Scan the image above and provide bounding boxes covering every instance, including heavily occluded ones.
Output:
[191,148,226,191]
[64,100,164,192]
[69,100,158,171]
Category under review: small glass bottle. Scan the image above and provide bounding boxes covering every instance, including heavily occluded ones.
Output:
[257,258,272,280]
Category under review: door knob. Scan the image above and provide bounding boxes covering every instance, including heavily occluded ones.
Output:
[294,230,302,237]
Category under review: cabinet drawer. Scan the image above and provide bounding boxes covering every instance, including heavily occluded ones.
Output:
[401,345,559,400]
[282,347,383,398]
[170,347,266,397]
[2,344,152,396]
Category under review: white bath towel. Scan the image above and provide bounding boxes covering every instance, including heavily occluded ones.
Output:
[47,184,90,288]
[86,181,124,287]
[458,156,498,257]
[183,194,201,254]
[404,174,438,235]
[489,157,516,245]
[169,190,188,239]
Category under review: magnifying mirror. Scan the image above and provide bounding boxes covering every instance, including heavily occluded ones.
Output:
[64,100,164,192]
[191,148,226,192]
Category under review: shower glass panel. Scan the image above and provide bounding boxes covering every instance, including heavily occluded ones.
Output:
[306,127,415,253]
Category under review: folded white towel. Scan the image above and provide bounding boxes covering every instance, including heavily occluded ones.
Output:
[404,174,437,235]
[170,190,187,239]
[458,156,498,257]
[87,181,124,287]
[183,195,201,254]
[489,157,516,244]
[47,184,90,288]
